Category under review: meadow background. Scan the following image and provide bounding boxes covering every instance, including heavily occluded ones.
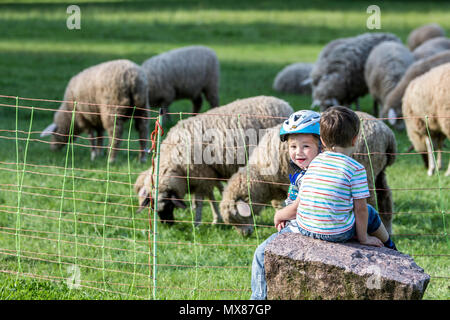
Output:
[0,0,448,300]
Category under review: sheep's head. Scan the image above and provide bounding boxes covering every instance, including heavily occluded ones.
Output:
[220,197,256,236]
[311,73,346,111]
[382,91,405,130]
[40,107,76,150]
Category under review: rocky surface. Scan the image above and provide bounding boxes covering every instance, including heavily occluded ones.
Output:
[265,233,430,300]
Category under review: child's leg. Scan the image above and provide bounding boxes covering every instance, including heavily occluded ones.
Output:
[367,204,397,250]
[250,227,292,300]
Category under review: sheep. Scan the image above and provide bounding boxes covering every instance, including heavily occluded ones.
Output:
[135,96,294,226]
[272,62,314,95]
[407,23,446,51]
[402,62,450,176]
[220,111,397,236]
[41,59,149,163]
[413,37,450,60]
[310,32,401,112]
[364,41,415,118]
[382,50,450,130]
[141,45,220,122]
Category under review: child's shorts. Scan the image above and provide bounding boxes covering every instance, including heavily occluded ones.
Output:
[296,204,382,243]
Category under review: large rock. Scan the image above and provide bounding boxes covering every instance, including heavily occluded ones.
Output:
[265,233,430,300]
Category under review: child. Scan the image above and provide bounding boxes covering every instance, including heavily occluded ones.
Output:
[278,106,397,249]
[251,110,321,300]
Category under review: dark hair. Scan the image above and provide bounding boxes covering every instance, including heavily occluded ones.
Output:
[320,106,360,149]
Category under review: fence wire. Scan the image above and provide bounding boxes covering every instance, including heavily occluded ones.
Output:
[0,95,448,299]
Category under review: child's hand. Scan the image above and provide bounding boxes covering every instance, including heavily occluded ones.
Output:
[274,211,285,231]
[359,235,383,247]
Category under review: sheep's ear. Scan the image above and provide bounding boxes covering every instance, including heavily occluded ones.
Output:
[301,78,312,86]
[41,123,57,137]
[236,200,251,217]
[388,109,397,125]
[310,99,321,109]
[137,196,151,213]
[170,195,187,209]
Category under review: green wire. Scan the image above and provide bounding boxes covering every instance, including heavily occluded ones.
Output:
[126,106,137,298]
[14,100,34,284]
[152,110,163,300]
[58,102,77,281]
[359,117,379,213]
[180,112,199,299]
[424,116,448,244]
[237,114,259,244]
[102,113,117,292]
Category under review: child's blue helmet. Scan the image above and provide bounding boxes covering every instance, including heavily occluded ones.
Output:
[280,110,321,142]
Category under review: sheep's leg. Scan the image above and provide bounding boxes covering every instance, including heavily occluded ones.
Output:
[191,194,203,227]
[203,85,219,109]
[134,112,149,163]
[208,193,222,224]
[373,100,379,118]
[375,171,393,235]
[96,129,104,158]
[88,131,97,161]
[192,95,203,114]
[107,119,124,163]
[425,137,435,176]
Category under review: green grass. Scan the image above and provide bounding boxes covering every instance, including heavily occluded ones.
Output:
[0,0,449,300]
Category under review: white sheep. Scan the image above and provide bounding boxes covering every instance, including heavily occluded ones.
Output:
[402,62,450,176]
[135,96,293,226]
[310,32,401,112]
[272,62,314,95]
[382,50,450,130]
[413,37,450,60]
[364,41,415,117]
[220,111,397,236]
[407,23,446,51]
[41,59,149,163]
[141,45,220,121]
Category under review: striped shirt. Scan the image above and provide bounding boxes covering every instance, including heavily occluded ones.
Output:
[296,151,370,235]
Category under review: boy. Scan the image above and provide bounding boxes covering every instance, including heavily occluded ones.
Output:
[251,110,321,300]
[275,106,396,249]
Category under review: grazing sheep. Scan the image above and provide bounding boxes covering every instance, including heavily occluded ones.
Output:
[41,59,149,163]
[364,41,415,117]
[407,23,446,51]
[310,32,401,112]
[220,111,397,236]
[402,63,450,176]
[382,50,450,130]
[273,62,314,95]
[413,37,450,60]
[141,45,220,121]
[136,96,293,226]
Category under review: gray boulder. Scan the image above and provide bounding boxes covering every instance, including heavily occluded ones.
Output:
[265,233,430,300]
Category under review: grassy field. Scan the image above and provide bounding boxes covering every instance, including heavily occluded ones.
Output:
[0,0,448,300]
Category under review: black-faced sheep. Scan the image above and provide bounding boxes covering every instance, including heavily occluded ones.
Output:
[402,63,450,176]
[364,41,415,117]
[273,62,314,95]
[220,112,397,236]
[141,45,220,121]
[41,59,149,163]
[382,50,450,130]
[310,32,402,112]
[136,96,293,226]
[407,23,446,51]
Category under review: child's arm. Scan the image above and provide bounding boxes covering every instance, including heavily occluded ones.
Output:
[274,196,300,231]
[353,198,383,247]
